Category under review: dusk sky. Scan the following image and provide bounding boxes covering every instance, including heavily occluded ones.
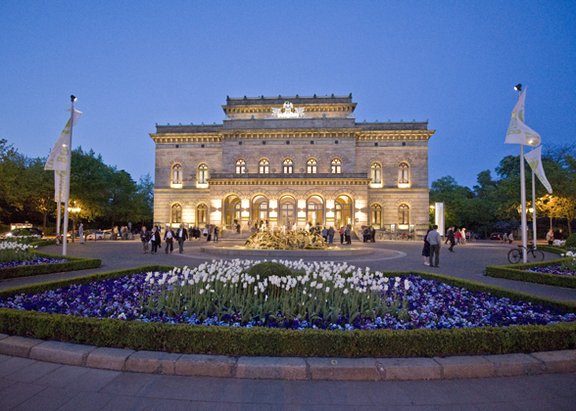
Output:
[1,1,575,188]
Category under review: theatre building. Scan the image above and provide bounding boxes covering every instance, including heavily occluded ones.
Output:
[150,94,435,237]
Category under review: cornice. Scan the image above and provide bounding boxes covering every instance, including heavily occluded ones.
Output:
[150,133,222,144]
[208,177,371,186]
[149,128,435,143]
[357,130,435,141]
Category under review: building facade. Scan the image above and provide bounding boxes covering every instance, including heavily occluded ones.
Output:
[150,94,435,236]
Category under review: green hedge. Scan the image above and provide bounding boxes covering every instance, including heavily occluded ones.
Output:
[0,251,101,281]
[538,245,567,255]
[0,266,575,357]
[485,259,576,289]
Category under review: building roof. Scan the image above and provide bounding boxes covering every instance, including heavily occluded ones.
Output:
[224,94,353,106]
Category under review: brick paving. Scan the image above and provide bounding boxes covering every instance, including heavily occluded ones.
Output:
[0,239,575,409]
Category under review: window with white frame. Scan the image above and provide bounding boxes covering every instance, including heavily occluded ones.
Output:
[398,203,410,225]
[370,162,382,184]
[171,163,183,188]
[330,158,342,174]
[306,158,317,174]
[171,203,182,224]
[258,159,270,174]
[398,162,410,187]
[235,159,246,174]
[282,158,293,174]
[197,163,208,186]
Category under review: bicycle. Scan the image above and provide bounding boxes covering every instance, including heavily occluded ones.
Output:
[507,244,545,264]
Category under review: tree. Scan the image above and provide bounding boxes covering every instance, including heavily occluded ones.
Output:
[0,139,27,223]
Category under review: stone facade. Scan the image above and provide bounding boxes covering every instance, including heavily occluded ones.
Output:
[150,95,435,236]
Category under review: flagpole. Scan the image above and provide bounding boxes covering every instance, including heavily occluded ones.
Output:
[61,95,77,256]
[532,170,537,248]
[520,143,528,263]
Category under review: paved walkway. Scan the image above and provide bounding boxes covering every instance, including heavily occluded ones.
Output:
[1,239,575,409]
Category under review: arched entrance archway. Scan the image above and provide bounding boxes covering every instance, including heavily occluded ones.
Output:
[279,195,296,229]
[335,195,353,228]
[223,195,241,229]
[306,195,324,226]
[251,195,269,227]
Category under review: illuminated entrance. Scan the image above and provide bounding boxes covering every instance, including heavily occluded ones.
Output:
[335,195,353,228]
[279,196,296,228]
[223,195,241,228]
[306,195,324,226]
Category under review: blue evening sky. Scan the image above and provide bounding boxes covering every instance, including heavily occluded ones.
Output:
[1,1,575,188]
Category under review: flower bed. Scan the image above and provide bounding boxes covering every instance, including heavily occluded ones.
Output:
[2,259,573,330]
[0,243,101,281]
[0,261,575,357]
[0,256,67,269]
[486,251,576,288]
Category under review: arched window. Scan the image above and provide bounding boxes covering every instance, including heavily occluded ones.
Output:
[398,204,410,225]
[197,163,209,186]
[370,162,382,184]
[171,163,182,187]
[171,203,182,224]
[282,158,293,174]
[398,162,410,187]
[258,159,270,174]
[306,158,317,174]
[330,158,342,174]
[235,159,246,174]
[196,204,208,225]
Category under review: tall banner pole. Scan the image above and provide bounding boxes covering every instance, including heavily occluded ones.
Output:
[61,95,77,256]
[56,199,61,244]
[532,170,537,247]
[520,143,528,263]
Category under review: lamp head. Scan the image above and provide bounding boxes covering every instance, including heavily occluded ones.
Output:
[70,95,77,102]
[514,83,522,92]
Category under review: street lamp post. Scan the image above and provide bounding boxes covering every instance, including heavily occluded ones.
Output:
[67,206,81,242]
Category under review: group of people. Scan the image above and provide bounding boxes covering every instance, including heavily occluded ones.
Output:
[421,226,468,267]
[139,224,220,254]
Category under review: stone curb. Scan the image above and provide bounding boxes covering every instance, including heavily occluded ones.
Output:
[1,334,575,381]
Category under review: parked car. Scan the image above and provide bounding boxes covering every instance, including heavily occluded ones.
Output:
[0,227,43,240]
[86,230,112,240]
[489,232,503,240]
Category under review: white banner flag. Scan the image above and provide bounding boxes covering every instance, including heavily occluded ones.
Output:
[53,169,69,202]
[524,146,553,194]
[44,109,82,171]
[505,88,541,147]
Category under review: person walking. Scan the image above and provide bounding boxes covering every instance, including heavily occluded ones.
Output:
[422,228,432,265]
[339,226,345,244]
[78,223,84,244]
[151,226,161,254]
[164,226,174,254]
[327,226,335,244]
[345,224,352,245]
[446,226,456,252]
[140,226,150,254]
[425,225,441,267]
[176,224,188,253]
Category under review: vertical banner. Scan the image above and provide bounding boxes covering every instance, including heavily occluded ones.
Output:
[435,202,445,237]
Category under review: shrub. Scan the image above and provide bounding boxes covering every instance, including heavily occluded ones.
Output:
[246,261,294,279]
[565,233,576,250]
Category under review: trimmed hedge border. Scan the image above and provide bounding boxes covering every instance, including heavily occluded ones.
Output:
[485,258,576,289]
[0,251,101,281]
[537,245,567,256]
[0,265,575,358]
